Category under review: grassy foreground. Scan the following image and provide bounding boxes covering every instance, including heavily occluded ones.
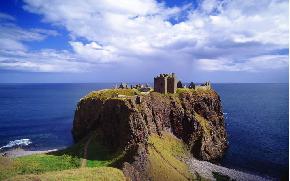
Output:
[0,134,126,180]
[0,154,80,180]
[7,167,126,181]
[0,132,209,181]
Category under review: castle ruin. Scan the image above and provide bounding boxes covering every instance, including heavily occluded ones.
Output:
[115,73,211,94]
[154,73,177,94]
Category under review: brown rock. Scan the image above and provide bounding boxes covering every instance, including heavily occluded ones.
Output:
[72,89,228,161]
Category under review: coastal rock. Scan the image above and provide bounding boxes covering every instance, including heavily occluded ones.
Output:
[72,89,227,161]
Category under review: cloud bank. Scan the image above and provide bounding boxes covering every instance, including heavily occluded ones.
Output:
[0,0,288,82]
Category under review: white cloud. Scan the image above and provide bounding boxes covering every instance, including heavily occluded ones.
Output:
[69,41,118,63]
[0,0,286,76]
[197,55,289,72]
[0,49,90,72]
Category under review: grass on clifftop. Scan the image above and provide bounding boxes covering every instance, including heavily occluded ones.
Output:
[147,132,197,181]
[84,88,140,100]
[176,88,214,96]
[7,167,126,181]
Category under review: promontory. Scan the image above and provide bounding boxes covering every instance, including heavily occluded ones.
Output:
[72,73,228,180]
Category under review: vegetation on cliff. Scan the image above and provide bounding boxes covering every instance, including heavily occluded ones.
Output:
[147,132,196,181]
[84,88,140,100]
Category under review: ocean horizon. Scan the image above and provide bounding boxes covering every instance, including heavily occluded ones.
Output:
[0,83,288,179]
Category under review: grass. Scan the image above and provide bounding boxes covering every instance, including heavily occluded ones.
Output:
[84,88,140,100]
[8,167,126,181]
[147,132,196,181]
[0,156,19,180]
[0,154,80,180]
[176,88,196,95]
[194,112,211,136]
[0,134,126,180]
[84,134,126,167]
[176,87,214,96]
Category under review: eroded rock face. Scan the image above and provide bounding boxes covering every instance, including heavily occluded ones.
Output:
[72,89,228,161]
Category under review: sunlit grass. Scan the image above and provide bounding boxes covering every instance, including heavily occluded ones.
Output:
[8,167,126,181]
[147,132,196,181]
[84,88,140,100]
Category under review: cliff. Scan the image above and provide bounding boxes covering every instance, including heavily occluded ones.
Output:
[72,88,228,180]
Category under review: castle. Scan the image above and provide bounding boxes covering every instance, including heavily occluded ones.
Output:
[115,73,211,94]
[154,73,177,94]
[153,73,211,94]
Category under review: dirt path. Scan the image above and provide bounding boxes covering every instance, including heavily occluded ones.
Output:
[81,136,93,167]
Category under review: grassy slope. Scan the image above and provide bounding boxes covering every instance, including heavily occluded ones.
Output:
[0,134,126,180]
[0,154,80,180]
[7,167,126,181]
[147,132,197,181]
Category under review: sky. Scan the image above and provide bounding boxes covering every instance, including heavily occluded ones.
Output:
[0,0,288,83]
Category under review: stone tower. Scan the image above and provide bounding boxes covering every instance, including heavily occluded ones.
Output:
[154,74,167,94]
[167,73,177,93]
[154,73,177,94]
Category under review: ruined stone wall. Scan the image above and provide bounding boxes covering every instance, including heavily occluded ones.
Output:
[154,77,167,94]
[167,76,177,93]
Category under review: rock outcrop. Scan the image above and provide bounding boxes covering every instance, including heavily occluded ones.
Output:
[72,88,228,180]
[73,89,227,158]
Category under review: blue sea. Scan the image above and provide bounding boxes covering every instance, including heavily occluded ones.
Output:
[0,83,288,179]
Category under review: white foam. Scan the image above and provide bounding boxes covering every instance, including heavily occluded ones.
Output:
[0,139,32,150]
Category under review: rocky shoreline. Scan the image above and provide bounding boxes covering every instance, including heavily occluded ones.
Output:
[186,158,274,181]
[1,148,57,158]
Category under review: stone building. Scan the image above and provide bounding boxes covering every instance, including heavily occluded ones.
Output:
[154,73,177,94]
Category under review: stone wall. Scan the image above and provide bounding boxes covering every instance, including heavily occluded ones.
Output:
[167,76,177,93]
[154,73,177,94]
[154,76,167,94]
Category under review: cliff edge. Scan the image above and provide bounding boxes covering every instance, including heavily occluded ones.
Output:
[72,88,228,180]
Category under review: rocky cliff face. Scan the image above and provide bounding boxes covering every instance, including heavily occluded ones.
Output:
[72,89,227,162]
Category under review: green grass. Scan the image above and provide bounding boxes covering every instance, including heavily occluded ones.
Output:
[0,154,80,180]
[176,88,196,95]
[176,87,214,96]
[85,134,126,167]
[194,113,211,136]
[84,89,140,100]
[147,132,196,181]
[8,167,126,181]
[0,134,126,180]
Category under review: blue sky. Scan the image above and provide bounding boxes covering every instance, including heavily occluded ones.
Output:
[0,0,288,83]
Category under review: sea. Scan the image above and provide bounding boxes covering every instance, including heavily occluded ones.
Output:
[0,83,288,179]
